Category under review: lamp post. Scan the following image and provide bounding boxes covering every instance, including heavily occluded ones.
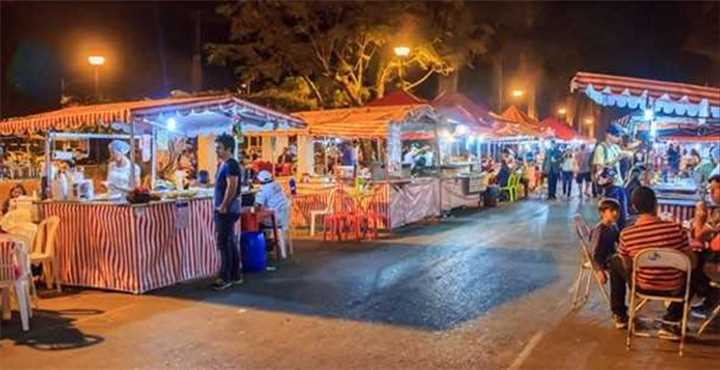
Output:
[394,46,410,90]
[88,55,105,100]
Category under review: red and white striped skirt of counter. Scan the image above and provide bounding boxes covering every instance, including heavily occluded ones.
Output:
[658,202,696,224]
[42,199,220,294]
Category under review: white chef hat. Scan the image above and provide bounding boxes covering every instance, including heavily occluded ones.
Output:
[109,140,130,155]
[256,170,273,184]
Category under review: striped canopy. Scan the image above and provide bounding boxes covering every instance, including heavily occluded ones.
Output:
[0,95,304,136]
[293,104,439,139]
[570,72,720,119]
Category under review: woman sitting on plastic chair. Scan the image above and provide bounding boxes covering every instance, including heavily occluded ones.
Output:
[254,170,290,258]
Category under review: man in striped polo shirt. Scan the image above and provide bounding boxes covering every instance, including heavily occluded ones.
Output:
[608,186,692,331]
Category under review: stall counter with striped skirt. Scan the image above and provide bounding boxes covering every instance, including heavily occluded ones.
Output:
[41,198,221,294]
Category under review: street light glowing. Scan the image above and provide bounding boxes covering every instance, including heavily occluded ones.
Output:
[511,89,524,97]
[393,46,410,57]
[455,124,468,136]
[557,107,567,115]
[88,56,106,66]
[584,117,594,124]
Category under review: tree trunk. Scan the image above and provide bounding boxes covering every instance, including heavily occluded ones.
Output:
[303,76,325,107]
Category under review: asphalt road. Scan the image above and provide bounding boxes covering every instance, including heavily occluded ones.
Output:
[1,198,717,369]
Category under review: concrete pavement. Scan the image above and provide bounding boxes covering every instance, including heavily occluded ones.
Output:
[1,198,717,369]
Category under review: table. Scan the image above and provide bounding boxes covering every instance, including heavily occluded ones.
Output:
[40,198,220,294]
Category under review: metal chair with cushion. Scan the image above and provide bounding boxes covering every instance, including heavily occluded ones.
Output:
[626,248,692,356]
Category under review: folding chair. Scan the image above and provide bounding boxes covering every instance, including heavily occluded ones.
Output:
[626,248,692,356]
[697,280,720,335]
[571,214,611,309]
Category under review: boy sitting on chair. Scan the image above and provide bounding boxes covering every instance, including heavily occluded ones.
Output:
[589,198,623,327]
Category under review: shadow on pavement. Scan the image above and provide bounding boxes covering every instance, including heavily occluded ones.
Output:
[1,308,105,351]
[153,242,560,331]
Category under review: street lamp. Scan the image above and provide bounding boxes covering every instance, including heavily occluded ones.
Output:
[557,107,567,115]
[88,55,105,100]
[394,46,410,90]
[511,89,524,98]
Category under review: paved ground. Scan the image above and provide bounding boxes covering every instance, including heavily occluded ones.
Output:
[1,198,718,369]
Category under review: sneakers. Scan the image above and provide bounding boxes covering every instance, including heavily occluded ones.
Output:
[212,280,233,291]
[232,277,245,286]
[690,305,711,320]
[658,312,681,326]
[612,314,628,329]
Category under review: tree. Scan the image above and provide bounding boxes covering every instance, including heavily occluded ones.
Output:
[206,1,492,108]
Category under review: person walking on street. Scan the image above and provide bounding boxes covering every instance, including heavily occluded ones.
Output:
[561,149,576,199]
[213,134,243,291]
[543,141,562,200]
[575,144,592,199]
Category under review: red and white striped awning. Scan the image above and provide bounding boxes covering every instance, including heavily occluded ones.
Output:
[570,72,720,119]
[0,95,304,136]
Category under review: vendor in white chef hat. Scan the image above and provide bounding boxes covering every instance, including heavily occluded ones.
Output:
[105,140,141,194]
[254,170,291,257]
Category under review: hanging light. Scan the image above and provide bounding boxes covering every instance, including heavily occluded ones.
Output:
[166,117,177,131]
[643,109,654,121]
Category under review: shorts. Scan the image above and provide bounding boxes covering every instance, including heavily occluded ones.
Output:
[576,172,591,184]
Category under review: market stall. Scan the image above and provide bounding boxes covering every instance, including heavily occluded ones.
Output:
[0,94,304,293]
[291,103,453,231]
[571,72,720,222]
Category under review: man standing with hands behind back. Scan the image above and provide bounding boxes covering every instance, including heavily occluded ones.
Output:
[213,134,243,291]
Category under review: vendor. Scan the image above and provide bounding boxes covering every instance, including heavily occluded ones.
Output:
[106,140,141,194]
[254,170,291,257]
[255,170,290,228]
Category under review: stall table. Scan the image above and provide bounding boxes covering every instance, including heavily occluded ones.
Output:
[41,197,220,294]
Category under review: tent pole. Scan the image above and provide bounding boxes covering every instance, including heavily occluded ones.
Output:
[129,116,137,188]
[151,126,158,189]
[44,132,53,199]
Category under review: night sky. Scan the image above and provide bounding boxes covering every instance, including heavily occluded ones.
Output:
[1,1,718,119]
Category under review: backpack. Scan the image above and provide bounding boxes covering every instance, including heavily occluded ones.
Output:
[589,142,609,171]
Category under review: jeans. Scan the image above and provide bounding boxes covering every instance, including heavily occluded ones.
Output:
[215,212,241,282]
[547,171,559,198]
[608,254,690,320]
[561,171,573,197]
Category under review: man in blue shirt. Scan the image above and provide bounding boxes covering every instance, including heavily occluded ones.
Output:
[213,134,243,290]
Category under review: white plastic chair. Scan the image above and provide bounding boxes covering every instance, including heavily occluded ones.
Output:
[31,216,61,292]
[0,237,33,334]
[571,214,611,309]
[310,190,336,236]
[626,248,692,356]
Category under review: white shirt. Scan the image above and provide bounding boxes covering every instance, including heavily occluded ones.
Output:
[107,158,141,194]
[255,181,290,227]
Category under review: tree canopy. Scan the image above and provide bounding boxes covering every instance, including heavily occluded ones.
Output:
[207,1,492,110]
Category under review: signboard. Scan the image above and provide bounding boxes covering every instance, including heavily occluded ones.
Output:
[467,177,486,194]
[175,200,189,229]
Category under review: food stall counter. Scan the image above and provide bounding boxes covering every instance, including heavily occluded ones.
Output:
[40,196,220,294]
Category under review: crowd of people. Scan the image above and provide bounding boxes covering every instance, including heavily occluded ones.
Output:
[589,177,720,334]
